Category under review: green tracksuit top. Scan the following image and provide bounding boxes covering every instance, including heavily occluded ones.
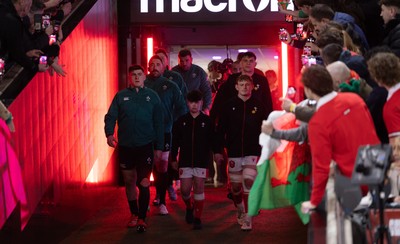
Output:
[104,87,164,150]
[145,76,187,133]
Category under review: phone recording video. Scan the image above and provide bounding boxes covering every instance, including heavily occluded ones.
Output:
[301,55,316,67]
[53,20,61,34]
[39,56,47,65]
[296,23,304,38]
[279,28,288,41]
[49,34,56,45]
[34,14,42,32]
[42,15,51,29]
[303,46,311,56]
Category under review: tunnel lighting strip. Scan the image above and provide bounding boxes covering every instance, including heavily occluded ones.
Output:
[147,37,154,64]
[281,42,288,96]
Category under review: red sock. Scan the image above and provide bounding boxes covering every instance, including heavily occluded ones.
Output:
[243,193,249,213]
[232,191,243,206]
[194,200,204,219]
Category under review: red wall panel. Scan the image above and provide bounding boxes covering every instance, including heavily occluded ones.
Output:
[0,0,118,230]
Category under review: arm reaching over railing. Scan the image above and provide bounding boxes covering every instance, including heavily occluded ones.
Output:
[0,100,15,132]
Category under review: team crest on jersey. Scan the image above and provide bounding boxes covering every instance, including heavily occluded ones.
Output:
[254,84,260,90]
[229,160,235,168]
[252,106,258,114]
[163,85,168,90]
[147,157,152,164]
[192,73,196,78]
[146,96,150,102]
[165,143,170,150]
[201,122,205,127]
[232,107,236,111]
[183,122,186,126]
[123,97,129,101]
[169,76,173,80]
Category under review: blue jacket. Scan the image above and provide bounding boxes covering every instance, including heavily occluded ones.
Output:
[334,12,369,52]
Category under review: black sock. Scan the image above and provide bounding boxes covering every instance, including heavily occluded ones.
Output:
[128,200,138,215]
[138,185,150,220]
[158,172,168,205]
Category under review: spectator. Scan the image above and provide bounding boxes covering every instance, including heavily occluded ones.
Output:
[309,4,369,53]
[367,52,400,197]
[0,0,48,73]
[300,65,379,213]
[379,0,400,57]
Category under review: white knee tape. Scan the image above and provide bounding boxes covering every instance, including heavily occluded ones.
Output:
[161,151,169,162]
[229,173,243,183]
[194,193,205,201]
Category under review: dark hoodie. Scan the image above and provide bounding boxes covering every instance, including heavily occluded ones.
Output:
[382,14,400,57]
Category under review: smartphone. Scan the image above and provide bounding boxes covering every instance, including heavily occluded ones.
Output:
[49,34,56,45]
[285,14,293,23]
[39,56,47,65]
[34,14,42,32]
[303,46,311,56]
[296,23,304,38]
[0,58,5,76]
[308,56,317,66]
[279,28,288,41]
[53,20,61,34]
[42,15,51,29]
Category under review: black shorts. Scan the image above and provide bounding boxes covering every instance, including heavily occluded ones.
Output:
[118,143,154,172]
[163,133,172,152]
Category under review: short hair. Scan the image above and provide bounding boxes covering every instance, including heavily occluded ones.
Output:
[301,65,334,96]
[265,69,277,77]
[128,64,145,73]
[310,4,335,21]
[236,74,253,84]
[367,52,400,87]
[186,90,203,102]
[321,43,343,65]
[207,60,221,72]
[149,55,163,64]
[379,0,400,8]
[241,51,257,60]
[236,52,245,62]
[326,61,351,86]
[155,48,169,59]
[315,26,344,49]
[178,49,192,58]
[364,45,394,62]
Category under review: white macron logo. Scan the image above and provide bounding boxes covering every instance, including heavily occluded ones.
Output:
[140,0,275,13]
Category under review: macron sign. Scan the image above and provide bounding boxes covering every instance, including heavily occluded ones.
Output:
[131,0,293,23]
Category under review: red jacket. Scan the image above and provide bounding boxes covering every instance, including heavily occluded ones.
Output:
[383,88,400,137]
[308,92,380,206]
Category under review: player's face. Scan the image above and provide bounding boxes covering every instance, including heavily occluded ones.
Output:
[240,56,256,73]
[235,79,254,97]
[179,55,192,71]
[128,69,145,88]
[156,53,168,70]
[187,100,203,114]
[148,59,163,78]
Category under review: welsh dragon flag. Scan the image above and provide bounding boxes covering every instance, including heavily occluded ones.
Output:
[248,113,311,224]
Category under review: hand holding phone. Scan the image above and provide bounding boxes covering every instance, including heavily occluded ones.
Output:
[39,56,47,65]
[279,28,289,41]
